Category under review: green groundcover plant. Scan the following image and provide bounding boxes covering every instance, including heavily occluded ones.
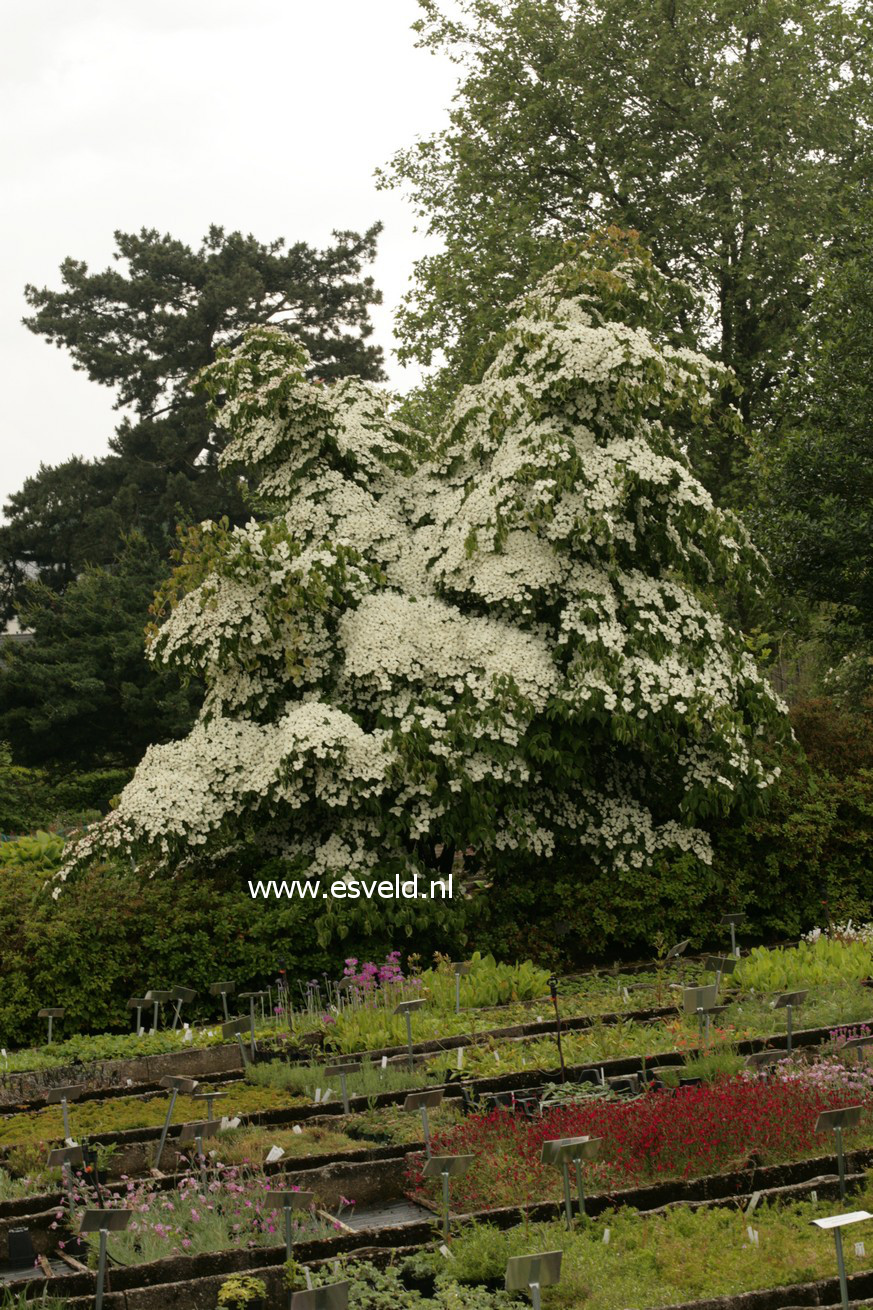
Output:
[299,1178,873,1308]
[429,1186,873,1308]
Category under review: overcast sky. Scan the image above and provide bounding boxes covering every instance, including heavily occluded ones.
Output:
[0,1,458,510]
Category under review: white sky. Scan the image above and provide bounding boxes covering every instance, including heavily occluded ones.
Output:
[0,0,458,510]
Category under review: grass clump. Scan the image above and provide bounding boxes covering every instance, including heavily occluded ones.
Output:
[246,1056,438,1101]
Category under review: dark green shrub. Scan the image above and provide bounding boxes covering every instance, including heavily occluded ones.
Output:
[3,698,870,1041]
[0,745,130,835]
[469,701,873,966]
[0,850,470,1046]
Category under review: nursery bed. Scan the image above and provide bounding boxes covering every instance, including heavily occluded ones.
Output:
[5,1149,873,1306]
[0,994,680,1109]
[0,1009,868,1188]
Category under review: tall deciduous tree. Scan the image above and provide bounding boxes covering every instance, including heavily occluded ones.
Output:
[63,235,788,939]
[2,224,385,615]
[380,0,871,499]
[755,198,873,695]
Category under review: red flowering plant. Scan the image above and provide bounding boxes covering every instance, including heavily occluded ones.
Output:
[408,1075,873,1213]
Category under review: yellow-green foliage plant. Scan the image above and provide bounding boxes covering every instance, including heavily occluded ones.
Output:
[0,830,65,871]
[420,952,551,1008]
[730,938,872,992]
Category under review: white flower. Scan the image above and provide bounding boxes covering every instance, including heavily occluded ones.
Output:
[57,261,789,885]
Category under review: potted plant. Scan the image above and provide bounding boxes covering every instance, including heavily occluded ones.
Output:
[216,1274,267,1309]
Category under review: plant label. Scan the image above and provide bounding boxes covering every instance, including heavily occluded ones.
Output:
[494,1050,500,1062]
[293,1124,303,1134]
[381,1056,388,1069]
[457,1047,464,1068]
[314,1088,322,1103]
[602,1228,611,1244]
[856,1242,866,1257]
[439,1244,454,1258]
[810,1191,818,1202]
[265,1145,284,1163]
[747,1191,761,1214]
[746,1227,759,1246]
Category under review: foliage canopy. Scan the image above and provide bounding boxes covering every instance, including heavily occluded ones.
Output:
[381,0,872,498]
[755,201,873,692]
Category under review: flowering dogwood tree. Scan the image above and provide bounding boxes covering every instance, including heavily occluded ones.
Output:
[61,233,788,909]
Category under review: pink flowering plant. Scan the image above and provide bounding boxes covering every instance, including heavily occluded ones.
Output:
[66,1165,348,1266]
[343,950,406,991]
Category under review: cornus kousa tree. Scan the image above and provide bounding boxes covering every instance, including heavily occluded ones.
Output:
[60,232,789,914]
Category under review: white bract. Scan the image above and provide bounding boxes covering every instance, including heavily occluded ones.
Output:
[58,244,788,893]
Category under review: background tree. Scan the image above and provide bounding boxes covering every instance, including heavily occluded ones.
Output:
[0,223,385,766]
[2,223,385,616]
[380,0,872,501]
[754,196,873,701]
[0,457,127,614]
[0,535,198,770]
[64,234,789,942]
